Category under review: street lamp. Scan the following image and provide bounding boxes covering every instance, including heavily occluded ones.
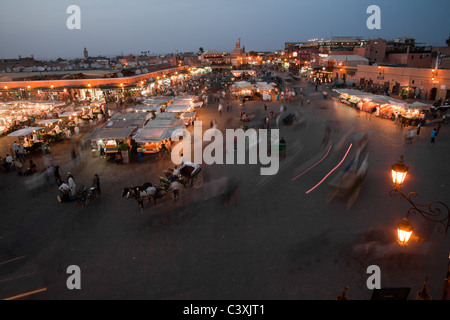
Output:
[397,218,414,246]
[391,155,408,189]
[390,156,450,246]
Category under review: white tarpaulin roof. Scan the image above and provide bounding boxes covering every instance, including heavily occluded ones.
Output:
[76,105,96,110]
[133,127,174,142]
[110,112,152,121]
[87,127,137,141]
[165,104,194,113]
[132,104,162,112]
[154,113,176,120]
[59,111,81,117]
[37,119,61,125]
[232,81,254,90]
[255,82,275,91]
[8,127,45,137]
[405,101,431,109]
[191,102,203,108]
[144,119,184,129]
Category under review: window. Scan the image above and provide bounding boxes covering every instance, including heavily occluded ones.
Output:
[412,80,415,84]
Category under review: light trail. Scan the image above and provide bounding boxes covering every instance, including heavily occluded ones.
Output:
[0,256,25,266]
[292,145,332,181]
[2,288,47,300]
[305,143,353,194]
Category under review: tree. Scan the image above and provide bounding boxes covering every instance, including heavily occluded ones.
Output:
[199,47,204,54]
[446,36,450,46]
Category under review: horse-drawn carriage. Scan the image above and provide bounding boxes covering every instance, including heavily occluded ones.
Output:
[122,163,203,210]
[162,165,203,190]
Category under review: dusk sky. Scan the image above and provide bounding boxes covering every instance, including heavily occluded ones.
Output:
[0,0,449,60]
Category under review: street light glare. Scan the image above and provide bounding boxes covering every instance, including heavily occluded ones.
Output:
[391,156,409,188]
[397,218,414,246]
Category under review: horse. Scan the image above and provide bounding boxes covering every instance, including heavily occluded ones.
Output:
[122,182,154,209]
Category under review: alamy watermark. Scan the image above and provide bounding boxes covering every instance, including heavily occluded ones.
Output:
[66,265,81,289]
[66,5,81,30]
[366,5,381,30]
[171,121,280,176]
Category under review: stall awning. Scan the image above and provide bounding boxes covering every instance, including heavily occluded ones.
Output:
[59,111,82,117]
[8,127,45,137]
[37,119,61,125]
[133,127,173,143]
[405,101,431,110]
[191,102,203,108]
[86,127,137,141]
[165,104,193,113]
[144,119,184,129]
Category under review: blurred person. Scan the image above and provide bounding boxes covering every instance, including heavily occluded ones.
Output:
[5,154,13,171]
[170,179,182,202]
[67,172,76,198]
[431,128,437,143]
[93,174,101,195]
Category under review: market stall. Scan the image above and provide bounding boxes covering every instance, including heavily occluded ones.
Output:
[7,126,46,154]
[36,119,65,143]
[179,111,197,126]
[107,112,151,129]
[133,127,174,154]
[164,103,194,116]
[255,82,276,101]
[86,126,137,162]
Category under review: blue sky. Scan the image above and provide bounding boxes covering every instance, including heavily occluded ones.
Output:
[0,0,449,60]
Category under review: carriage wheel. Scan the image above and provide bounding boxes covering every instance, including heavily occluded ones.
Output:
[192,172,203,189]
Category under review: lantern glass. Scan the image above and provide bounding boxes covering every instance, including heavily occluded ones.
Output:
[391,170,407,186]
[391,156,409,188]
[397,219,414,246]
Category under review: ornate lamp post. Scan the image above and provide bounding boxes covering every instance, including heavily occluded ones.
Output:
[390,156,450,246]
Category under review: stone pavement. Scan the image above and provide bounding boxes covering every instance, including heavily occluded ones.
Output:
[0,81,449,300]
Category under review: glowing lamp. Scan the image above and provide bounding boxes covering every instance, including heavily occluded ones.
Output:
[391,156,409,188]
[397,218,414,246]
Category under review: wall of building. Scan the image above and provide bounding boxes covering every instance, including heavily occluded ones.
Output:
[355,65,450,100]
[0,66,191,90]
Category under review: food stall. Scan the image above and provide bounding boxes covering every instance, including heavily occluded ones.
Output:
[133,116,185,154]
[164,103,194,117]
[231,81,255,101]
[107,112,151,129]
[7,126,46,154]
[133,127,174,154]
[179,112,197,126]
[87,126,137,162]
[255,82,276,101]
[36,119,65,143]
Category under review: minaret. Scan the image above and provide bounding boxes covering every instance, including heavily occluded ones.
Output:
[83,47,88,60]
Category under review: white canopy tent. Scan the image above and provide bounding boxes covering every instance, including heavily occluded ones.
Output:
[8,127,45,137]
[37,119,61,125]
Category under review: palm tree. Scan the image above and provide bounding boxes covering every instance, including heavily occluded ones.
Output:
[446,36,450,46]
[199,47,204,54]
